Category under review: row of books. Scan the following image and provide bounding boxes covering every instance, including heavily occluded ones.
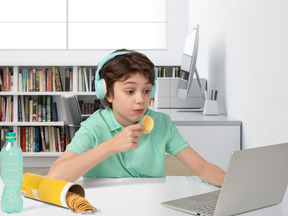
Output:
[18,95,58,122]
[0,67,13,92]
[156,66,182,78]
[78,67,97,92]
[0,126,9,150]
[17,126,67,152]
[78,99,103,115]
[19,67,66,92]
[0,96,13,122]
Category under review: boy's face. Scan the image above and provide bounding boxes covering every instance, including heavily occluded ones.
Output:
[107,72,152,127]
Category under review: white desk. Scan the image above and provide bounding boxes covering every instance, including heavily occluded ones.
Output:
[1,177,287,216]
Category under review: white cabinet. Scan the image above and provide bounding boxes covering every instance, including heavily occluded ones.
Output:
[154,108,242,171]
[177,126,241,171]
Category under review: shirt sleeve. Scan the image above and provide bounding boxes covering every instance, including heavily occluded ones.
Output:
[165,116,189,156]
[65,124,96,155]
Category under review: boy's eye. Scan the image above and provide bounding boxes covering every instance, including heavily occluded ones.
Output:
[126,90,134,94]
[144,90,151,94]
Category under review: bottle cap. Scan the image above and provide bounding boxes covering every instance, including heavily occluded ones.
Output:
[6,132,16,139]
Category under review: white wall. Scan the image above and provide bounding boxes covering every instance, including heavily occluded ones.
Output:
[189,0,288,149]
[0,0,189,66]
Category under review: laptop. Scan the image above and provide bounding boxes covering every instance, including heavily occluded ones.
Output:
[162,142,288,216]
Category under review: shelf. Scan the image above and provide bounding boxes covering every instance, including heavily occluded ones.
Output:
[15,92,72,96]
[23,152,62,157]
[0,92,14,96]
[15,121,65,127]
[74,92,96,96]
[0,122,14,126]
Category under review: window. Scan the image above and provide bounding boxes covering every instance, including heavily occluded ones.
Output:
[0,0,166,50]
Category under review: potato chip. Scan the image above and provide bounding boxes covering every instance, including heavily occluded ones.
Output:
[142,115,154,134]
[66,191,95,213]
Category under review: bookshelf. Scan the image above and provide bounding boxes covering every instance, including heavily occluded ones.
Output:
[0,65,99,167]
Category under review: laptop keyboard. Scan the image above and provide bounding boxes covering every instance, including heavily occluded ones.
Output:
[186,200,217,216]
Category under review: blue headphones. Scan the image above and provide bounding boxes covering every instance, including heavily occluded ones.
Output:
[95,51,157,99]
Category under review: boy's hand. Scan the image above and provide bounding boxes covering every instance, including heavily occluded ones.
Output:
[109,124,144,153]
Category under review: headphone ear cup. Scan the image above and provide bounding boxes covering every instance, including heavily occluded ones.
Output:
[95,78,107,99]
[151,84,156,99]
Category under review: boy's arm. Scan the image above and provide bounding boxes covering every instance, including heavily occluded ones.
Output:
[47,124,144,182]
[47,139,116,182]
[175,146,225,187]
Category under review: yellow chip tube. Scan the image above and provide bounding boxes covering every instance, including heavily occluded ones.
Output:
[21,173,85,208]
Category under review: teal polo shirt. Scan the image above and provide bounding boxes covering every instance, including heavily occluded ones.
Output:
[66,108,189,177]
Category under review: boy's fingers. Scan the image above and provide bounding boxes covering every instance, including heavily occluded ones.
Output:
[127,124,145,132]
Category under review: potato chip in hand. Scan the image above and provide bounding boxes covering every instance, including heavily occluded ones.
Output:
[142,115,154,134]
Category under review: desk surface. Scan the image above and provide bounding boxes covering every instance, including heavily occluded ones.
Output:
[152,108,241,126]
[1,176,287,216]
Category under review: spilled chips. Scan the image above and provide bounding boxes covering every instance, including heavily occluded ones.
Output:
[66,191,95,213]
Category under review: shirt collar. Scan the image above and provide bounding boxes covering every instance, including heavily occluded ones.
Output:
[102,108,124,132]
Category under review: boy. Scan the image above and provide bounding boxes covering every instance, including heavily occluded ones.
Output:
[47,49,225,186]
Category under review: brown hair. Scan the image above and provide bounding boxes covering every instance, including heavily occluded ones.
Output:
[99,49,155,108]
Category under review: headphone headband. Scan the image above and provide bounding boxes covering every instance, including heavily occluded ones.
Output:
[95,51,157,100]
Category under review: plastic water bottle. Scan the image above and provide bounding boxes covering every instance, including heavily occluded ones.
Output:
[1,132,23,214]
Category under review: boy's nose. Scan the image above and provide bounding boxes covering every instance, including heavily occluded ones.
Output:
[135,92,145,104]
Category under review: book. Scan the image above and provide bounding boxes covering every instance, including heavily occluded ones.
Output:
[42,95,46,122]
[51,102,58,122]
[6,96,11,122]
[28,127,31,152]
[18,96,22,122]
[8,68,12,91]
[18,73,22,92]
[44,126,49,151]
[22,69,27,92]
[17,127,21,149]
[83,67,89,92]
[40,126,46,152]
[69,69,73,91]
[57,127,61,152]
[34,127,41,152]
[78,67,82,92]
[52,67,56,92]
[89,68,92,92]
[35,70,40,91]
[0,96,2,121]
[22,127,26,152]
[38,96,43,122]
[32,100,38,122]
[29,99,33,122]
[21,95,25,122]
[48,126,53,152]
[24,96,29,122]
[47,69,52,92]
[55,67,62,91]
[0,69,3,91]
[46,96,52,122]
[32,127,35,152]
[25,126,29,152]
[1,97,6,122]
[65,68,73,92]
[60,127,65,152]
[3,68,7,92]
[42,68,46,92]
[51,126,56,152]
[54,126,59,152]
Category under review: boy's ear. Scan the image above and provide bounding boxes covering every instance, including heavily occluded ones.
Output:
[106,92,113,103]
